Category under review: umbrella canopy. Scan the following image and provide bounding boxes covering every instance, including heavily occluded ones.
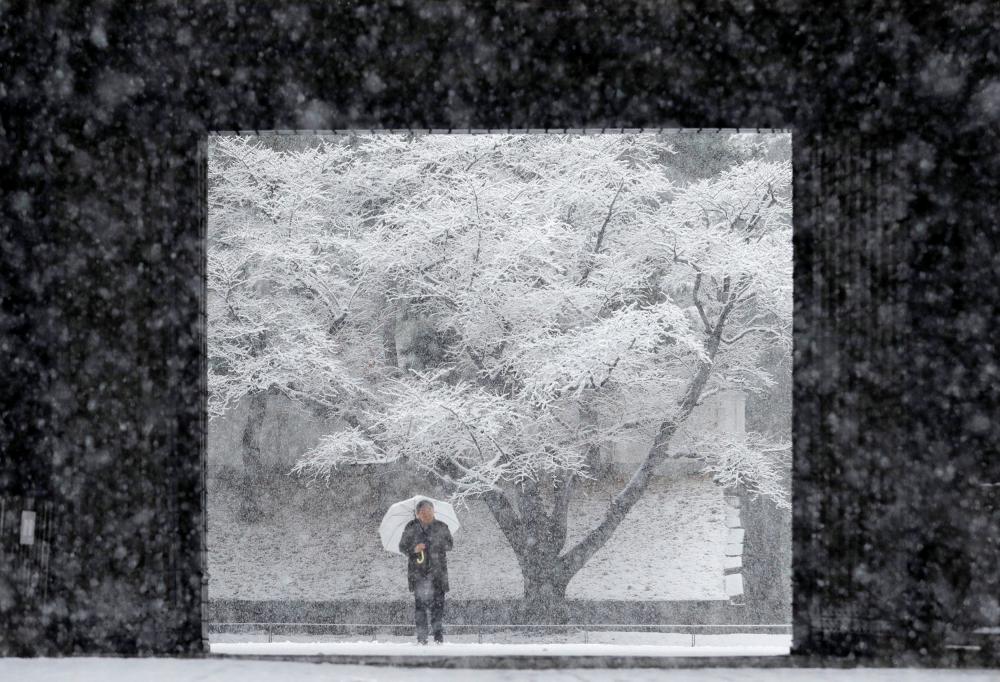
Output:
[379,494,460,555]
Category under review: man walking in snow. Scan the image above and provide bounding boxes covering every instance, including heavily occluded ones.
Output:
[399,499,453,644]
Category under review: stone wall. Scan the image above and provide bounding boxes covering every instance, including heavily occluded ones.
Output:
[718,391,749,605]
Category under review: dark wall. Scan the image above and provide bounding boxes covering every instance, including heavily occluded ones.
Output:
[2,1,999,662]
[742,491,792,624]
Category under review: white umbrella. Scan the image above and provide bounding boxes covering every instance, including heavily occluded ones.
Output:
[379,494,461,555]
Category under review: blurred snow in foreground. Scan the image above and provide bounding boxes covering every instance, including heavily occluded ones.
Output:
[1,658,995,682]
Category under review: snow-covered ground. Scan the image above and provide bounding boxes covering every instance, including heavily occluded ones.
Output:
[2,659,996,682]
[210,635,791,657]
[208,462,729,601]
[209,631,789,647]
[564,469,729,600]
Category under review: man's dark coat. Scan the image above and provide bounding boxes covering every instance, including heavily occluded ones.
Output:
[399,518,453,592]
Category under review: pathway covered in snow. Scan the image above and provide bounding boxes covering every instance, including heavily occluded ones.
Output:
[211,636,791,657]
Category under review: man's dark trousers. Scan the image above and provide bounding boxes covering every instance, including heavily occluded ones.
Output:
[414,576,445,643]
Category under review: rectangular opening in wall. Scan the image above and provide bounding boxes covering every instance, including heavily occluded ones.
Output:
[204,130,793,658]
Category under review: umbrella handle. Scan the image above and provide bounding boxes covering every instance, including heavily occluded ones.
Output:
[416,550,425,564]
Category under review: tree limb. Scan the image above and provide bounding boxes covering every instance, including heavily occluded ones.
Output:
[516,475,548,539]
[292,274,342,316]
[721,326,780,345]
[692,273,712,332]
[326,278,365,335]
[671,241,703,274]
[558,295,736,575]
[437,402,488,462]
[465,346,487,374]
[482,488,526,560]
[577,181,625,286]
[469,228,483,288]
[598,337,637,388]
[550,469,575,551]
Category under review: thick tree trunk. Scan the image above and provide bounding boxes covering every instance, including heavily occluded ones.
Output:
[482,482,577,621]
[519,508,572,621]
[237,389,268,523]
[483,488,572,621]
[521,569,571,621]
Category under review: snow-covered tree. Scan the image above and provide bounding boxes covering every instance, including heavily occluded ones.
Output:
[207,137,373,520]
[209,133,792,605]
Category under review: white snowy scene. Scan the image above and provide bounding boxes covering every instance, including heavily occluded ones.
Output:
[204,131,794,660]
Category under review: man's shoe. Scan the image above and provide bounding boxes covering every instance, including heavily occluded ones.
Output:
[417,638,428,645]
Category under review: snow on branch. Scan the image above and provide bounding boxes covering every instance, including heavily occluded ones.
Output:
[509,298,705,403]
[207,133,792,507]
[688,431,791,509]
[290,427,391,482]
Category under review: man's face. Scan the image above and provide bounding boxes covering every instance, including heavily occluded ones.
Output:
[416,504,434,525]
